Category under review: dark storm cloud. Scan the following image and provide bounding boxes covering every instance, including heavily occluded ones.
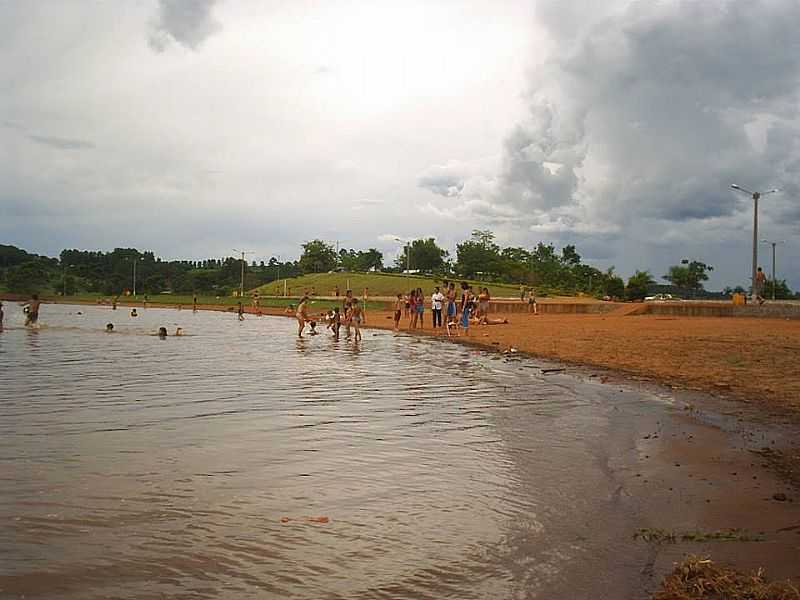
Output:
[148,0,222,52]
[27,134,94,150]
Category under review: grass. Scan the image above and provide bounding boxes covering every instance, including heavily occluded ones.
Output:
[654,556,799,599]
[253,271,525,298]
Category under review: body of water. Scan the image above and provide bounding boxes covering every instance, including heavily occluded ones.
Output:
[0,302,757,598]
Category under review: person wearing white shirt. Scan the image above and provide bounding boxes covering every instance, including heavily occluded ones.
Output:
[431,286,445,329]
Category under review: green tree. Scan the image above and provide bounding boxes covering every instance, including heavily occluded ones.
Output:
[456,230,501,278]
[625,270,655,301]
[299,240,337,273]
[396,238,447,272]
[664,259,713,297]
[4,260,52,294]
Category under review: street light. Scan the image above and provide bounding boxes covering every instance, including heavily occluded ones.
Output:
[127,256,144,297]
[62,264,74,296]
[394,238,411,285]
[730,184,779,300]
[760,239,786,300]
[232,249,253,299]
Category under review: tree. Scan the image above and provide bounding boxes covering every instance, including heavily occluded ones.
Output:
[396,238,447,272]
[664,259,713,296]
[4,260,52,294]
[298,240,337,273]
[625,270,655,301]
[455,230,501,278]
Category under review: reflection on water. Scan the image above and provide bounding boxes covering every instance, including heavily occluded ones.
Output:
[1,303,672,598]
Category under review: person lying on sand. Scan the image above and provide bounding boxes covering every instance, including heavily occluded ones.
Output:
[471,315,509,325]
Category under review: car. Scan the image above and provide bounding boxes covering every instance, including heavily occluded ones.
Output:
[644,293,679,302]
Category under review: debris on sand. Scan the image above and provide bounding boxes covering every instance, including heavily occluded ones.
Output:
[653,555,800,599]
[634,528,764,544]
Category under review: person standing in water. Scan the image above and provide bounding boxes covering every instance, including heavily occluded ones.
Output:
[237,301,245,321]
[350,298,364,342]
[0,300,4,329]
[193,294,198,312]
[112,296,118,310]
[296,295,312,337]
[24,294,41,327]
[415,287,425,329]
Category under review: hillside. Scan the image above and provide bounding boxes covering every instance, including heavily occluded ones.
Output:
[253,272,524,298]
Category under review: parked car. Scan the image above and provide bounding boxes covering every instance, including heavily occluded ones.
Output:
[644,293,679,302]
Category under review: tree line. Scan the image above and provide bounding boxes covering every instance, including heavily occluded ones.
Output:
[1,236,795,299]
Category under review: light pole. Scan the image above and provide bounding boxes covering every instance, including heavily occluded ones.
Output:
[232,249,253,299]
[760,239,786,300]
[730,184,779,300]
[62,264,74,296]
[128,256,144,297]
[394,238,410,286]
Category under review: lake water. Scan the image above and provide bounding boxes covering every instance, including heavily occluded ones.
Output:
[0,302,724,598]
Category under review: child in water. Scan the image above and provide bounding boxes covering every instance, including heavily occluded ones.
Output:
[309,320,319,336]
[158,327,167,338]
[105,323,114,332]
[130,308,138,317]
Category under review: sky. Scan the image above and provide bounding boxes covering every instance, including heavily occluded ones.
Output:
[2,0,799,290]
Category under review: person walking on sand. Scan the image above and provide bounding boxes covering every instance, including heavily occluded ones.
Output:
[393,293,404,331]
[431,286,444,329]
[24,294,41,327]
[755,267,767,305]
[296,295,312,337]
[351,298,364,342]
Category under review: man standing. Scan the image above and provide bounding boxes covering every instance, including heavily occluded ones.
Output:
[431,286,444,329]
[755,267,767,305]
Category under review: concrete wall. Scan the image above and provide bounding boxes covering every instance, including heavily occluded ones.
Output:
[646,302,800,319]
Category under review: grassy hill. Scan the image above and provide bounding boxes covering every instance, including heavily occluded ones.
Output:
[254,272,524,298]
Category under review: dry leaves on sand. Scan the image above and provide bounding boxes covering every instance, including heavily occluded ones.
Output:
[654,556,800,599]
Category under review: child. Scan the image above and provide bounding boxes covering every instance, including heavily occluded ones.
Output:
[309,320,319,336]
[350,298,364,341]
[237,301,245,321]
[130,308,138,317]
[157,326,167,338]
[330,307,341,340]
[295,296,311,338]
[105,323,114,332]
[393,293,403,331]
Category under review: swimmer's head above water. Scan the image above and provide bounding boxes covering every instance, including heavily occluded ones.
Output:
[105,323,114,332]
[158,326,167,338]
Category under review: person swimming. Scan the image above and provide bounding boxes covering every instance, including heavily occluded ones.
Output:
[105,323,114,332]
[130,308,138,317]
[158,326,167,338]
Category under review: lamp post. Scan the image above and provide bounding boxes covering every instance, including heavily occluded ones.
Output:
[394,238,410,286]
[730,184,779,300]
[128,256,144,297]
[760,239,786,300]
[232,249,253,299]
[62,264,74,296]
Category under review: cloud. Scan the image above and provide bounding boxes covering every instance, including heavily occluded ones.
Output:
[493,0,800,236]
[148,0,222,52]
[27,134,94,150]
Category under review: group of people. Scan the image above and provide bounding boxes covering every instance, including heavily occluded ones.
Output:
[294,288,365,340]
[393,281,505,335]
